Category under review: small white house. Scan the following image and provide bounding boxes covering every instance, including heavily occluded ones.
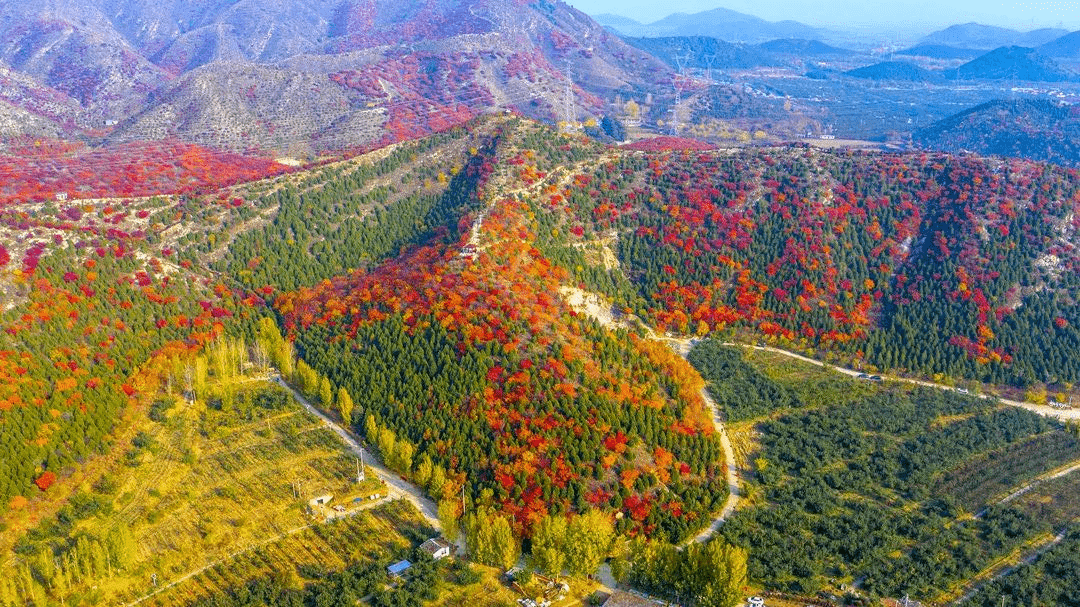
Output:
[308,494,333,507]
[419,537,452,560]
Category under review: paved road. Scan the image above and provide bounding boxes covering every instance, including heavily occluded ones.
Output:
[274,377,442,530]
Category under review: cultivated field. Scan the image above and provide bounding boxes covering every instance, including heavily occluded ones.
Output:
[2,382,391,607]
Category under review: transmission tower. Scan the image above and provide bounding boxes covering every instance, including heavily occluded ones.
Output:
[561,60,579,134]
[670,52,692,137]
[704,54,716,83]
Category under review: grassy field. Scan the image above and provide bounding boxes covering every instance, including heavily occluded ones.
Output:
[1011,469,1080,528]
[1,381,392,607]
[741,348,877,410]
[144,500,428,607]
[429,566,603,607]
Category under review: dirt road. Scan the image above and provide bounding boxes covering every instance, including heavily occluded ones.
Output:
[737,345,1080,422]
[274,377,442,529]
[688,386,741,544]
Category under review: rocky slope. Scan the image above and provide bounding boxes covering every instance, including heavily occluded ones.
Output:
[0,0,672,152]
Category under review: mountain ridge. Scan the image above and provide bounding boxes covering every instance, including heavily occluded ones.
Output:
[0,0,672,153]
[955,45,1072,81]
[915,98,1080,166]
[919,22,1068,50]
[592,6,824,44]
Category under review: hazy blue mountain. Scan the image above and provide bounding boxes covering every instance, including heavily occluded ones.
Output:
[1039,31,1080,59]
[895,44,983,60]
[623,36,779,70]
[756,38,855,56]
[592,13,647,35]
[955,46,1071,82]
[919,22,1068,50]
[594,7,823,44]
[845,61,938,82]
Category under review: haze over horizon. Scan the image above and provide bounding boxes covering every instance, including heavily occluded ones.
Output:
[567,0,1080,34]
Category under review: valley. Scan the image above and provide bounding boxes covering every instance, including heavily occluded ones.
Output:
[3,110,1080,606]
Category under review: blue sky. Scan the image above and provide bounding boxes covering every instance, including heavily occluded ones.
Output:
[566,0,1080,32]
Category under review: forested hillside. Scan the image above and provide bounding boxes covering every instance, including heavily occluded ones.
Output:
[526,142,1080,388]
[5,113,1080,606]
[211,115,1080,541]
[0,201,270,506]
[916,99,1080,167]
[258,123,728,543]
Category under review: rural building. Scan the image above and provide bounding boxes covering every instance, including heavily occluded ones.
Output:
[308,494,333,507]
[419,537,453,560]
[387,560,412,578]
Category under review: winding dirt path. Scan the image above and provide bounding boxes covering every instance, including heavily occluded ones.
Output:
[559,288,741,544]
[689,387,740,544]
[975,460,1080,519]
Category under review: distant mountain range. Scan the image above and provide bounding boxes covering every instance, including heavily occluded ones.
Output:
[895,45,983,60]
[917,23,1068,50]
[0,0,672,153]
[593,8,824,44]
[846,61,937,82]
[915,98,1080,166]
[757,39,854,56]
[622,36,778,70]
[1039,31,1080,59]
[844,46,1074,83]
[954,46,1071,81]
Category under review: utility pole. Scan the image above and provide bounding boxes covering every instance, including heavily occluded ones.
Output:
[356,453,365,483]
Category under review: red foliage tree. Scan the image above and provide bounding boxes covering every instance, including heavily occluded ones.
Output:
[34,471,57,491]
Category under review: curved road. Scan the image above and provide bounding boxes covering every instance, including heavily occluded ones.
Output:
[274,377,442,529]
[559,289,743,544]
[688,386,740,545]
[563,287,1080,550]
